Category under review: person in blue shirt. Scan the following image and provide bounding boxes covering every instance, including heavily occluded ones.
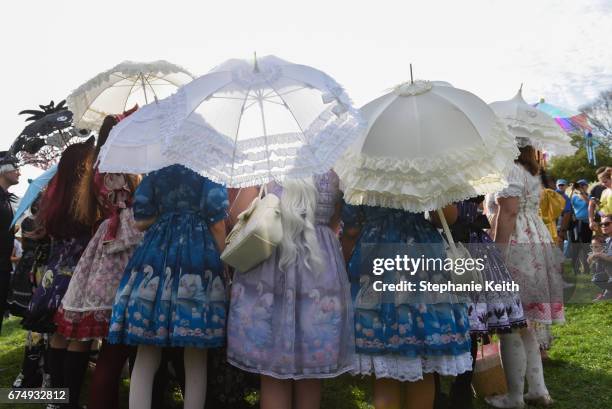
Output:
[570,179,593,244]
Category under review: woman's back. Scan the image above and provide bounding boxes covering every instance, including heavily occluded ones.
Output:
[487,164,544,233]
[266,171,341,226]
[313,171,341,225]
[135,165,227,222]
[108,165,229,348]
[508,163,542,214]
[227,170,354,380]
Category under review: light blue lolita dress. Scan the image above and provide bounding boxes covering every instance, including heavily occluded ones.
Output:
[107,164,229,348]
[343,205,472,381]
[227,171,355,379]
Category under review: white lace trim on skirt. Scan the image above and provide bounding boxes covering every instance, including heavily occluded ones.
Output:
[352,352,473,382]
[227,356,354,380]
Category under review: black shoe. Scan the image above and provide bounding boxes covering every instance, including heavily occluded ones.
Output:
[448,385,474,409]
[435,391,450,409]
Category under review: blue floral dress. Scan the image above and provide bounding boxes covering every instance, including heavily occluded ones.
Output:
[107,165,228,348]
[343,205,472,381]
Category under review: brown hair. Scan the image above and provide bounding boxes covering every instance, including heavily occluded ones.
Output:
[95,116,118,156]
[540,169,555,189]
[515,145,540,176]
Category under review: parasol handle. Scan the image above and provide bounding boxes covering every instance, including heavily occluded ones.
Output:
[140,72,148,104]
[437,208,458,254]
[58,129,68,148]
[253,52,260,73]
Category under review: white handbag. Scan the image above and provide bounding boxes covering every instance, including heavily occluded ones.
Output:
[221,184,283,272]
[436,209,484,286]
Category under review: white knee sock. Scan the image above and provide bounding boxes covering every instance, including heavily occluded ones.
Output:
[129,345,162,409]
[486,332,526,407]
[521,327,549,398]
[183,348,207,409]
[500,332,527,403]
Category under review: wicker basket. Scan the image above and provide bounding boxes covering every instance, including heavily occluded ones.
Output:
[472,342,508,398]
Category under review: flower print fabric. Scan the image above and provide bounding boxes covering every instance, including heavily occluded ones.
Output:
[227,171,355,379]
[22,235,91,333]
[493,163,565,325]
[108,165,229,348]
[343,205,472,381]
[55,172,143,340]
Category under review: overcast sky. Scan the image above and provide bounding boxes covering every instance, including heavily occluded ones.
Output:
[2,0,611,156]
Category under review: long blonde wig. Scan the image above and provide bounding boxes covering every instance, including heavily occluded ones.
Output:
[278,177,325,274]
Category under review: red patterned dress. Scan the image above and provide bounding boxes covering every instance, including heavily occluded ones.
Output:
[55,172,143,340]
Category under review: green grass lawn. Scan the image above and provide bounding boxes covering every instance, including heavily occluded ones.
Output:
[323,300,612,409]
[1,275,610,409]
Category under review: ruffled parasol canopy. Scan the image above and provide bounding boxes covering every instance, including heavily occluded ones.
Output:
[490,88,576,155]
[98,55,365,187]
[335,80,519,212]
[67,60,194,131]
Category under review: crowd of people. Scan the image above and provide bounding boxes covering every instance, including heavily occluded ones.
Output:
[550,167,612,301]
[0,110,610,409]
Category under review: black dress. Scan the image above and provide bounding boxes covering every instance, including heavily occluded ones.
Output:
[8,216,50,317]
[206,347,260,409]
[0,186,16,332]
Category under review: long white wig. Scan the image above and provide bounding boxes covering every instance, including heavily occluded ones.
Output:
[278,177,325,274]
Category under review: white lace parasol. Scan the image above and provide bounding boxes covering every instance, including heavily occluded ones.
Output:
[67,60,194,131]
[489,87,576,156]
[335,80,519,212]
[98,55,365,187]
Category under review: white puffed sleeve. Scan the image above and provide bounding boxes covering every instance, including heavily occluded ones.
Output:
[495,163,525,199]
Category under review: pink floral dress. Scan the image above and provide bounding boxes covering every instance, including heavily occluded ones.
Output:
[491,164,565,326]
[55,172,143,340]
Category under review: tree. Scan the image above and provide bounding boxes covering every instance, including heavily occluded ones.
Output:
[548,134,611,183]
[580,88,612,143]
